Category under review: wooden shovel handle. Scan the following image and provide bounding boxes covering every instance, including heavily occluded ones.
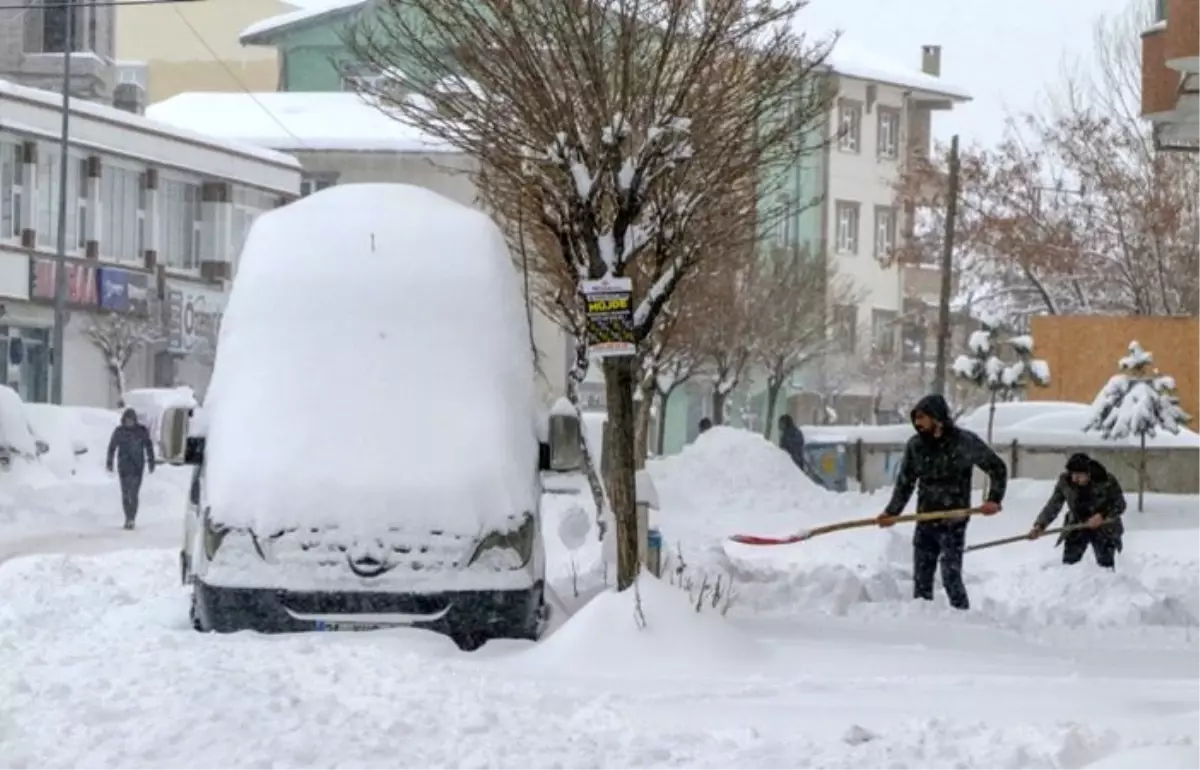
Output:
[808,507,982,539]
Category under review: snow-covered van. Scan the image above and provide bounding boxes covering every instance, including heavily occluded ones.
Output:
[163,183,579,648]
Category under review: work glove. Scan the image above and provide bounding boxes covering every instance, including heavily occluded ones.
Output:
[1028,524,1045,540]
[876,512,898,528]
[1085,513,1104,529]
[979,501,1002,515]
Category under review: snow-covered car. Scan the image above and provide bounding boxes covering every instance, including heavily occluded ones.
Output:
[163,183,582,649]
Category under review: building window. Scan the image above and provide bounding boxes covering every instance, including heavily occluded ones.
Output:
[76,157,90,251]
[102,163,143,263]
[231,186,276,258]
[1,142,21,241]
[833,304,857,353]
[1154,0,1167,22]
[837,99,862,153]
[871,308,898,358]
[835,201,859,254]
[36,149,57,248]
[877,108,900,159]
[299,174,338,197]
[874,205,896,261]
[160,176,202,270]
[39,0,92,54]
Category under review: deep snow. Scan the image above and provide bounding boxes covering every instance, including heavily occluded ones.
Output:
[0,423,1196,768]
[203,183,539,539]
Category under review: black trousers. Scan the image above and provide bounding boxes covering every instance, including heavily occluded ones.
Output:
[119,472,143,523]
[1062,529,1118,569]
[913,521,970,610]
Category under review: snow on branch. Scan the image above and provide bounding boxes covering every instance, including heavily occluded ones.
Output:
[86,312,166,399]
[1086,340,1191,441]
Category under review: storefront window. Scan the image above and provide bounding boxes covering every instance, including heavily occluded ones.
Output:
[0,326,49,403]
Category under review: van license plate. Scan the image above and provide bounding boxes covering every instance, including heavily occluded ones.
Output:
[313,621,385,632]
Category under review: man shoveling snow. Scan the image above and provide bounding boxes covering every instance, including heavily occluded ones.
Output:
[106,408,156,530]
[876,394,1008,611]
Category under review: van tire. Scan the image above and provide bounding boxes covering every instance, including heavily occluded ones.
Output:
[189,589,204,632]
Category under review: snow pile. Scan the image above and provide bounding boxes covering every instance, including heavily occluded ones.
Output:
[204,183,539,538]
[0,384,38,461]
[24,405,117,479]
[647,426,849,547]
[528,576,766,675]
[1087,341,1191,441]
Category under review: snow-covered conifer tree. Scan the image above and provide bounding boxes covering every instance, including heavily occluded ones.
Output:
[1086,340,1191,511]
[953,322,1051,442]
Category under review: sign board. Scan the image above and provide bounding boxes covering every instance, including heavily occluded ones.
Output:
[581,276,634,358]
[165,281,226,356]
[29,257,98,307]
[97,267,151,315]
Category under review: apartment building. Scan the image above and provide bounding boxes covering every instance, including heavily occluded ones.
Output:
[0,0,118,99]
[1141,0,1199,152]
[0,79,299,406]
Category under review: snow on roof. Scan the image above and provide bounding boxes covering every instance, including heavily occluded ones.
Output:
[240,0,365,45]
[0,79,298,169]
[821,38,970,100]
[145,91,451,154]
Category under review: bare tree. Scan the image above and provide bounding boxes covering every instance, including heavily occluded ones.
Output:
[690,251,757,426]
[750,245,856,437]
[350,0,837,589]
[87,312,166,403]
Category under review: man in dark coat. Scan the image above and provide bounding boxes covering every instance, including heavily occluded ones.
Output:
[106,408,156,530]
[1029,453,1125,569]
[698,417,713,435]
[778,414,807,472]
[876,394,1008,610]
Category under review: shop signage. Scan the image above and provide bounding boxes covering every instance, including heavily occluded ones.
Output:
[97,267,152,315]
[165,281,226,356]
[29,257,98,308]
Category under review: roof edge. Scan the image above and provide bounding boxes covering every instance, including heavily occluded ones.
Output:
[239,0,367,46]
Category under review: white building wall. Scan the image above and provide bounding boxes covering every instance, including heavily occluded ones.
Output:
[293,149,570,405]
[824,76,908,349]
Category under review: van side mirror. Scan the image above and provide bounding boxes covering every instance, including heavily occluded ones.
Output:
[547,406,584,473]
[161,406,193,465]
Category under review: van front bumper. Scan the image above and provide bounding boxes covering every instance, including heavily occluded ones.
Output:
[191,579,544,643]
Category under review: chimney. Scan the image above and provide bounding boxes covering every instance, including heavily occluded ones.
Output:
[920,45,941,77]
[112,82,146,115]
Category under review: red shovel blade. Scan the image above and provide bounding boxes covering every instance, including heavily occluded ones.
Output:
[728,531,812,546]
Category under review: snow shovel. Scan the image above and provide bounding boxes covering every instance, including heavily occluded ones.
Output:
[965,516,1121,553]
[728,507,984,546]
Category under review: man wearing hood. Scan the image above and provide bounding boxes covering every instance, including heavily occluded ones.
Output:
[1029,453,1125,569]
[777,414,807,472]
[106,408,156,530]
[876,394,1008,610]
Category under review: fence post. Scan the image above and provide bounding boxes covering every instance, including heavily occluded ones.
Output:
[1010,439,1019,478]
[855,438,864,489]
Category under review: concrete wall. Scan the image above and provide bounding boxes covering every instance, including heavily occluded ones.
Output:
[848,439,1199,496]
[294,149,570,404]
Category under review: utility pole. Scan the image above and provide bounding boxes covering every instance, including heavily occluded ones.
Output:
[930,134,959,397]
[50,2,75,405]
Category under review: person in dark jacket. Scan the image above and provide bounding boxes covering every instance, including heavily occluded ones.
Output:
[778,414,806,472]
[1029,453,1125,569]
[698,417,713,435]
[106,408,156,530]
[876,394,1008,610]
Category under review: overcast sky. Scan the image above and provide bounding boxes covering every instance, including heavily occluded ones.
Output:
[797,0,1141,148]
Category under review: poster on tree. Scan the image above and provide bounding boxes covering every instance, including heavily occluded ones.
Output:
[581,276,634,358]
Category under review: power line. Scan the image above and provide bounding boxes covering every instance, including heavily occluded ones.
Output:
[169,2,309,150]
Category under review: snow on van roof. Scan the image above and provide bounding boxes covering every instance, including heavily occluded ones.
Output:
[202,184,539,537]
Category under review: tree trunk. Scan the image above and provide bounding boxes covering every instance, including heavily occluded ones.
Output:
[763,378,783,439]
[634,393,654,469]
[654,386,675,456]
[711,388,728,426]
[986,393,997,444]
[602,356,639,591]
[565,368,608,540]
[1138,432,1146,513]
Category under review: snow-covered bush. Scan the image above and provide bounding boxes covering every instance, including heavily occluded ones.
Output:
[952,322,1051,441]
[1086,340,1191,511]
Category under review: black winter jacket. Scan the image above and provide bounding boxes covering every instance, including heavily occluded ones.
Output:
[884,394,1008,518]
[107,408,156,476]
[779,416,806,469]
[1034,459,1126,536]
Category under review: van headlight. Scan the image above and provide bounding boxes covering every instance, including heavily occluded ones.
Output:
[468,514,536,569]
[203,509,228,560]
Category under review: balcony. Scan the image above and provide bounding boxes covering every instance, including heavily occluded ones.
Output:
[1165,0,1199,71]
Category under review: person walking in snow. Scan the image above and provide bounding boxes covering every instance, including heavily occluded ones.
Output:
[106,408,156,530]
[698,417,713,435]
[1028,453,1125,569]
[777,414,807,473]
[876,394,1008,611]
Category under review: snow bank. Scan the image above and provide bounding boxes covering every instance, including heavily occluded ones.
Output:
[523,576,765,674]
[203,184,539,537]
[24,405,117,479]
[0,384,38,460]
[1084,744,1200,769]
